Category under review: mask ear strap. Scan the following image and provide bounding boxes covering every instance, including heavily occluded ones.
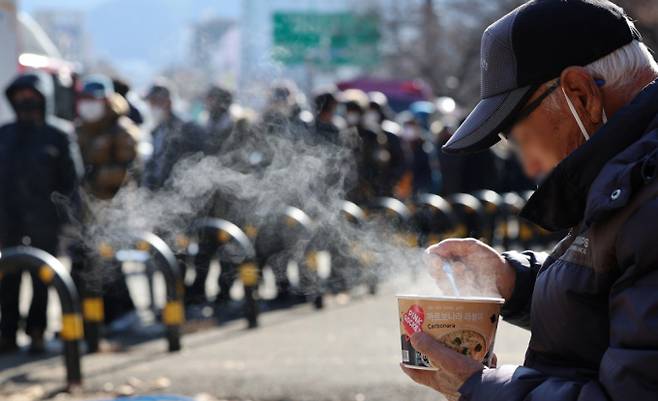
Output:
[561,86,590,141]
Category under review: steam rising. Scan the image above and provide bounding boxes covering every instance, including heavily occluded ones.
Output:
[62,119,454,295]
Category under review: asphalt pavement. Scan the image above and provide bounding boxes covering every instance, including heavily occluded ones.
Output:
[0,269,530,401]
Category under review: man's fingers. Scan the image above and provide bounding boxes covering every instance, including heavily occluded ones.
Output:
[400,363,458,396]
[400,363,436,387]
[426,238,479,260]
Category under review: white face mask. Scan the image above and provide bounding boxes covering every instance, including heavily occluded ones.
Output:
[561,86,608,141]
[402,126,419,140]
[363,110,380,129]
[77,100,105,123]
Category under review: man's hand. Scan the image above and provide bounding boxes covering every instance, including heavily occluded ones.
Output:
[401,332,484,401]
[426,238,515,300]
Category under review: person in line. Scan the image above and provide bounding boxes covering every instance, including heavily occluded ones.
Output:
[0,71,82,353]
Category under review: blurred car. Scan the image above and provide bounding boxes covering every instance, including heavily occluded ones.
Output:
[336,77,432,113]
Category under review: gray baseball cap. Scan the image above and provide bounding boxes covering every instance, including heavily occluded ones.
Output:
[442,0,641,154]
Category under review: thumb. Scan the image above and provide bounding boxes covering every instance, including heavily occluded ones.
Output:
[411,332,474,371]
[411,332,484,380]
[411,332,450,365]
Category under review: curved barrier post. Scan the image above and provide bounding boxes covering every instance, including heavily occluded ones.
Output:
[195,218,259,328]
[446,193,485,240]
[472,190,504,246]
[369,197,417,247]
[500,192,525,249]
[0,246,83,388]
[412,193,457,247]
[282,207,324,309]
[95,232,184,352]
[339,201,378,294]
[134,232,184,351]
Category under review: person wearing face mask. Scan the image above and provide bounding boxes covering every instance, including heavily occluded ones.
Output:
[400,2,658,401]
[141,82,212,310]
[259,80,312,145]
[73,75,141,340]
[365,92,406,197]
[76,75,140,200]
[340,89,380,203]
[202,85,235,154]
[395,112,434,198]
[0,71,82,353]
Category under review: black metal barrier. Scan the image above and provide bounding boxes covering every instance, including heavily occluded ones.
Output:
[90,232,184,352]
[472,190,504,246]
[368,197,417,247]
[281,207,325,309]
[411,193,457,247]
[339,201,378,294]
[445,193,486,240]
[195,218,260,327]
[0,247,83,388]
[500,192,526,249]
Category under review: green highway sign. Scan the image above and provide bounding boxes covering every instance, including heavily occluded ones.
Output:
[272,12,380,67]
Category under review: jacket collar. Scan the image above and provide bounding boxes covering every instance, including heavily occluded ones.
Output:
[520,79,658,231]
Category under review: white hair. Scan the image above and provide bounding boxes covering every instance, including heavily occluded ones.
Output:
[585,40,658,91]
[545,40,658,110]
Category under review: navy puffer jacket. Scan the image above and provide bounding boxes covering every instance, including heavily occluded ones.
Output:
[459,80,658,401]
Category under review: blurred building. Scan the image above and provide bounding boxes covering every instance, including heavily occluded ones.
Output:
[189,17,240,87]
[32,9,87,63]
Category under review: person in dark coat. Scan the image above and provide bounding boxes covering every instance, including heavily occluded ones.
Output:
[396,111,434,198]
[311,89,341,146]
[143,83,204,191]
[0,71,82,353]
[260,80,310,143]
[186,87,241,307]
[365,92,406,197]
[201,85,235,154]
[340,89,382,203]
[401,2,658,401]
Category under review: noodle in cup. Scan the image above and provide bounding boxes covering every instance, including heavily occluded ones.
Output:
[397,295,504,370]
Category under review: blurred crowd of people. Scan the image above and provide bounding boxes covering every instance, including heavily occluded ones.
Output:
[0,70,533,353]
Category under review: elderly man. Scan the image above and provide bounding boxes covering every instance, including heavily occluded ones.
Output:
[402,1,658,401]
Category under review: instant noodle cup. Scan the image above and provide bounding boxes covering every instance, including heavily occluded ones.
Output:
[397,295,504,370]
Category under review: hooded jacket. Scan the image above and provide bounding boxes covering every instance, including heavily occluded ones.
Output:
[0,71,82,248]
[458,80,658,401]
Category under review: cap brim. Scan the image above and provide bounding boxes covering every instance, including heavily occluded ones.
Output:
[442,85,535,154]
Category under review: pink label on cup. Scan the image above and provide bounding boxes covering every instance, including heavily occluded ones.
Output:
[402,305,425,336]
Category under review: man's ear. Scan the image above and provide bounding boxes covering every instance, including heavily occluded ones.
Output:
[560,66,604,125]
